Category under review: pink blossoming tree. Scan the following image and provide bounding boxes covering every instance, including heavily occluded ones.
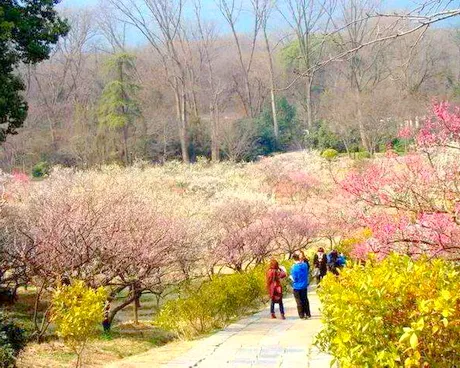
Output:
[342,102,460,260]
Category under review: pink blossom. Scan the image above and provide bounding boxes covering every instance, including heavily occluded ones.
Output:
[12,170,29,183]
[398,126,414,139]
[416,102,460,149]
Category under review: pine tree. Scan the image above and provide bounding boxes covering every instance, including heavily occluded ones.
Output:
[98,53,141,164]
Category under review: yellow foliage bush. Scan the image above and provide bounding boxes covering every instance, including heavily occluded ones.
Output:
[51,280,107,367]
[316,254,460,368]
[154,267,267,338]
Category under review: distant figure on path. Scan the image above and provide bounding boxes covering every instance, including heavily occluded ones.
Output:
[313,247,328,283]
[266,259,287,319]
[290,253,311,319]
[327,249,346,276]
[327,249,342,276]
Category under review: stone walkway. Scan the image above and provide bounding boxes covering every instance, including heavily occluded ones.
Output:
[164,290,333,368]
[107,290,334,368]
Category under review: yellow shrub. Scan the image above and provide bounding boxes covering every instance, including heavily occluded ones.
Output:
[51,280,107,367]
[154,267,266,338]
[316,254,460,367]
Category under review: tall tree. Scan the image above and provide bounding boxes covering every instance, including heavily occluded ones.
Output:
[0,0,69,142]
[258,0,279,139]
[98,53,140,164]
[217,0,263,118]
[194,0,225,162]
[109,0,192,163]
[279,0,335,129]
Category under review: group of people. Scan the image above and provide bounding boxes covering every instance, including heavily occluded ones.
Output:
[266,248,346,320]
[312,247,346,283]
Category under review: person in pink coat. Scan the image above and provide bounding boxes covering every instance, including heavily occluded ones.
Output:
[266,259,287,319]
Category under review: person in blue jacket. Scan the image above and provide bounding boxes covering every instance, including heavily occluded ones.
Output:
[290,252,311,319]
[327,249,346,275]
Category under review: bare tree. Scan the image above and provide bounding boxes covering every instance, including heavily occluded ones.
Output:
[279,0,335,128]
[109,0,192,163]
[97,1,128,53]
[26,9,97,155]
[258,0,280,139]
[194,2,226,161]
[283,1,459,84]
[217,0,264,118]
[220,119,257,161]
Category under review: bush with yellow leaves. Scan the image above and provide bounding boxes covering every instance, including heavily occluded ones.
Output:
[51,280,107,367]
[316,254,460,367]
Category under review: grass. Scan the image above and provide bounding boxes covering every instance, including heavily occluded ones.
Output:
[17,321,174,367]
[3,287,48,333]
[18,332,165,367]
[5,288,175,367]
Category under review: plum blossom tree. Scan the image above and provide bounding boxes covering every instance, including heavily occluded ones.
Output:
[416,102,460,150]
[341,102,460,260]
[212,199,275,272]
[268,207,319,257]
[2,169,198,331]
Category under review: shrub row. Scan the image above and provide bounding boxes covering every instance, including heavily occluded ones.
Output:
[154,267,266,338]
[316,254,460,368]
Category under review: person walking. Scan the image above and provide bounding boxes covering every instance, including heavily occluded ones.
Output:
[290,252,311,319]
[266,259,287,319]
[327,249,341,276]
[313,247,328,284]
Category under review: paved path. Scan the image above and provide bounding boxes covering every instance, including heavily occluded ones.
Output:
[164,290,333,368]
[107,290,334,368]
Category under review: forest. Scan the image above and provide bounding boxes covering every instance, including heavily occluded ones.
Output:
[1,0,459,171]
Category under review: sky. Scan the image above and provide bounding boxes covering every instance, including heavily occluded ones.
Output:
[63,0,459,25]
[65,0,438,9]
[59,0,459,46]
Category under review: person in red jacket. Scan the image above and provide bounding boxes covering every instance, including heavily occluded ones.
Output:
[266,259,287,319]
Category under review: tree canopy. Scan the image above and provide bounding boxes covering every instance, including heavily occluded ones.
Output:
[0,0,69,142]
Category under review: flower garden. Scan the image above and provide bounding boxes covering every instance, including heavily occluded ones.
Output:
[0,103,459,367]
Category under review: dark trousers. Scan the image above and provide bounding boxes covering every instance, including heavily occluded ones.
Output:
[293,288,311,318]
[270,299,285,315]
[317,269,327,284]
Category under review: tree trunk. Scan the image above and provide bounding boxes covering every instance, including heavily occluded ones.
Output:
[264,28,278,140]
[122,125,129,165]
[305,76,314,128]
[175,87,190,164]
[163,123,168,163]
[133,297,139,325]
[180,88,190,163]
[106,289,138,330]
[343,139,350,157]
[355,90,370,152]
[270,88,278,140]
[210,101,220,162]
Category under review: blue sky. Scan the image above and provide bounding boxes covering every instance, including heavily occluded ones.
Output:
[60,0,458,44]
[63,0,458,24]
[64,0,434,9]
